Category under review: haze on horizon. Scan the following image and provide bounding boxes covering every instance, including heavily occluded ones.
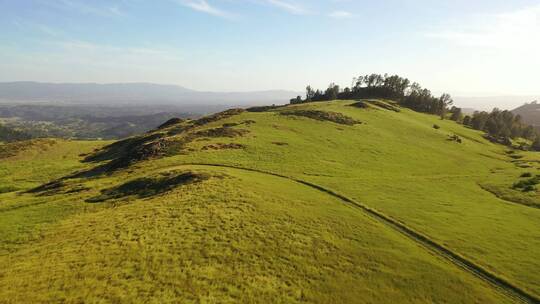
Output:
[1,0,539,109]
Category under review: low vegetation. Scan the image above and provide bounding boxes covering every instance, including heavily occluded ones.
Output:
[349,101,369,109]
[280,110,361,125]
[1,98,539,302]
[363,99,401,112]
[513,175,540,192]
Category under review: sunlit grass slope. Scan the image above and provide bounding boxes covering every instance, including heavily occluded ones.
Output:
[1,165,509,303]
[0,139,106,252]
[145,100,540,297]
[0,139,106,192]
[0,100,538,302]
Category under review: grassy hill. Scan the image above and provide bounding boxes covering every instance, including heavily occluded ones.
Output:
[513,102,540,127]
[0,100,539,303]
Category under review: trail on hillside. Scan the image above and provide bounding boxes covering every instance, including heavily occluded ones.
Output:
[173,163,539,304]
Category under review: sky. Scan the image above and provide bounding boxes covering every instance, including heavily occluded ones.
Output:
[0,0,539,99]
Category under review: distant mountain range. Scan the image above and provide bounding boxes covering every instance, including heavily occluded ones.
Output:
[0,82,300,106]
[453,95,540,112]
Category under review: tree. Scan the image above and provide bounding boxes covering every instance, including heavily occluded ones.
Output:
[438,94,453,118]
[523,126,536,140]
[325,83,339,100]
[306,86,315,102]
[532,136,540,151]
[463,115,471,126]
[471,111,489,130]
[290,96,302,104]
[449,107,463,122]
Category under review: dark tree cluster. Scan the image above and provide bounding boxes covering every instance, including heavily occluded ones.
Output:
[0,124,32,142]
[462,109,537,148]
[292,74,455,118]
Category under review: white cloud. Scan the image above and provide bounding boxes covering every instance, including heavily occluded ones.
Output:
[0,38,188,85]
[426,4,540,52]
[175,0,233,19]
[329,10,352,19]
[54,40,183,63]
[265,0,307,15]
[47,0,126,17]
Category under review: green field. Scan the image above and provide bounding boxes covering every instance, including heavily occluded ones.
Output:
[0,100,538,303]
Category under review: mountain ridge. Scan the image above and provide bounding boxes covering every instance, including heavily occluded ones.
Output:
[0,81,301,106]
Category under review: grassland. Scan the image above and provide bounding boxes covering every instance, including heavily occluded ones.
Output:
[0,100,539,303]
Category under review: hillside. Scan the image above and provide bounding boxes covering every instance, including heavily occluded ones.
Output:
[1,100,539,303]
[512,102,540,127]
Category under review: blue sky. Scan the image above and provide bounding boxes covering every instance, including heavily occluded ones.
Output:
[0,0,539,96]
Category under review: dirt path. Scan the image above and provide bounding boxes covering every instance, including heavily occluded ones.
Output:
[174,163,539,304]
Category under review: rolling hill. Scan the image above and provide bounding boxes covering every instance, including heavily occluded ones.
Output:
[512,102,540,127]
[0,100,539,303]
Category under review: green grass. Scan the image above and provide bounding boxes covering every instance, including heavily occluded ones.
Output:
[0,138,107,191]
[0,100,538,302]
[0,166,510,303]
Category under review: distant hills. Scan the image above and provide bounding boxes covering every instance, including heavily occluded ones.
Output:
[453,95,540,111]
[511,102,540,127]
[0,82,300,106]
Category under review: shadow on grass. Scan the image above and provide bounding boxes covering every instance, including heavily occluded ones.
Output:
[86,171,210,203]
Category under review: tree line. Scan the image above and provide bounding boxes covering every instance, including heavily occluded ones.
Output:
[462,110,540,149]
[291,74,454,118]
[291,73,540,150]
[0,124,32,142]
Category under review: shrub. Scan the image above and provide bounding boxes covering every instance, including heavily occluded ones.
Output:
[433,124,440,129]
[523,185,536,192]
[447,134,462,143]
[280,110,361,126]
[521,172,533,178]
[513,175,540,191]
[349,101,368,109]
[194,127,249,138]
[364,100,400,112]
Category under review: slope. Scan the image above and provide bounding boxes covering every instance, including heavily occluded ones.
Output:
[0,100,539,303]
[512,102,540,127]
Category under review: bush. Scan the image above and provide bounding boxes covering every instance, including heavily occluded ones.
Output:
[447,134,462,143]
[280,110,361,125]
[521,172,533,178]
[349,101,368,109]
[364,100,400,112]
[513,176,540,191]
[433,124,440,129]
[523,185,536,192]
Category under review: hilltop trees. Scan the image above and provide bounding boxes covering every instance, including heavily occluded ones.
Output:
[463,109,535,141]
[326,83,340,100]
[296,74,455,117]
[293,73,540,150]
[305,86,315,102]
[290,96,303,104]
